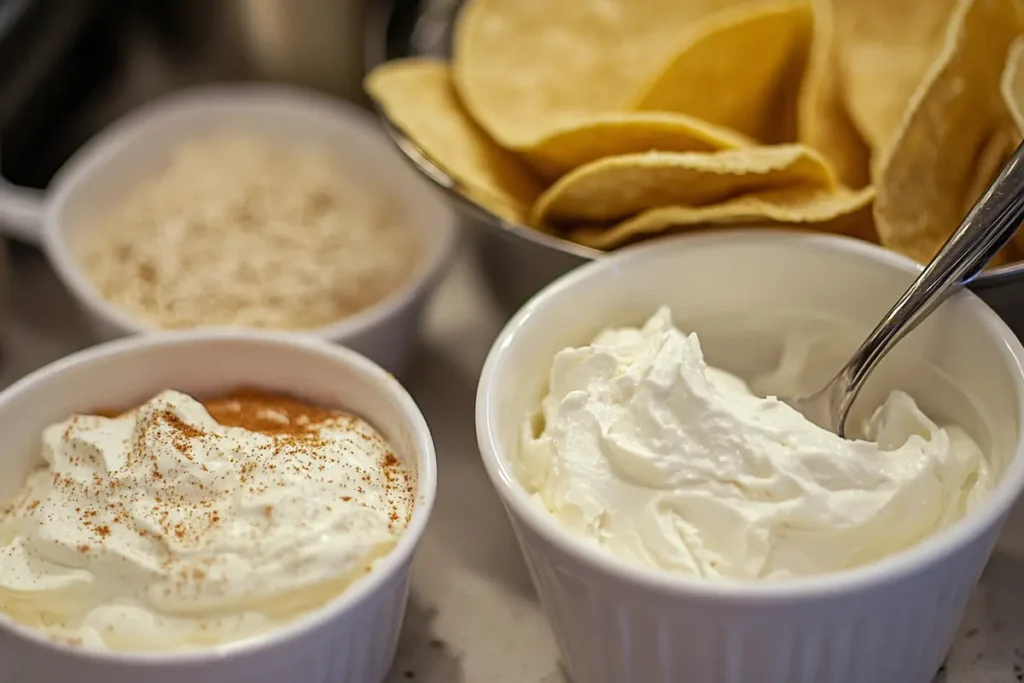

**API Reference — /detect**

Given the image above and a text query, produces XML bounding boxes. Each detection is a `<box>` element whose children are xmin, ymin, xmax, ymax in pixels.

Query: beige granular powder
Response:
<box><xmin>77</xmin><ymin>135</ymin><xmax>416</xmax><ymax>330</ymax></box>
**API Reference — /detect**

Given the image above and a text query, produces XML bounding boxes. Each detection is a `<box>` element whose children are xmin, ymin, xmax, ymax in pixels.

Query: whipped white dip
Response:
<box><xmin>0</xmin><ymin>390</ymin><xmax>412</xmax><ymax>650</ymax></box>
<box><xmin>519</xmin><ymin>308</ymin><xmax>991</xmax><ymax>580</ymax></box>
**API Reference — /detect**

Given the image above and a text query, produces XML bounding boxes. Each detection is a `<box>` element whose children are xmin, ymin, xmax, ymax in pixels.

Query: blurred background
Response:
<box><xmin>0</xmin><ymin>0</ymin><xmax>459</xmax><ymax>189</ymax></box>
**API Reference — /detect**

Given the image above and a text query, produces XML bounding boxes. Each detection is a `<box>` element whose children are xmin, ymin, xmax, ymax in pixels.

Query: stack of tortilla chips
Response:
<box><xmin>366</xmin><ymin>0</ymin><xmax>1024</xmax><ymax>265</ymax></box>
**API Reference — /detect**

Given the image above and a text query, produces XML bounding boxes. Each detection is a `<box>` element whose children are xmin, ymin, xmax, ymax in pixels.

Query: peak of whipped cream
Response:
<box><xmin>519</xmin><ymin>307</ymin><xmax>991</xmax><ymax>581</ymax></box>
<box><xmin>0</xmin><ymin>390</ymin><xmax>412</xmax><ymax>651</ymax></box>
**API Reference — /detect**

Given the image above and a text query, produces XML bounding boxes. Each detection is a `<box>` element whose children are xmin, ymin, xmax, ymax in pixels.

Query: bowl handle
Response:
<box><xmin>0</xmin><ymin>180</ymin><xmax>45</xmax><ymax>246</ymax></box>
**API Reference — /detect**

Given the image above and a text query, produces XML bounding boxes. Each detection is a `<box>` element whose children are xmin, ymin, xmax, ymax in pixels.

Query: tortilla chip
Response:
<box><xmin>568</xmin><ymin>186</ymin><xmax>876</xmax><ymax>249</ymax></box>
<box><xmin>832</xmin><ymin>0</ymin><xmax>960</xmax><ymax>158</ymax></box>
<box><xmin>532</xmin><ymin>145</ymin><xmax>836</xmax><ymax>225</ymax></box>
<box><xmin>519</xmin><ymin>113</ymin><xmax>753</xmax><ymax>180</ymax></box>
<box><xmin>633</xmin><ymin>0</ymin><xmax>813</xmax><ymax>143</ymax></box>
<box><xmin>452</xmin><ymin>0</ymin><xmax>744</xmax><ymax>149</ymax></box>
<box><xmin>874</xmin><ymin>0</ymin><xmax>1022</xmax><ymax>265</ymax></box>
<box><xmin>1002</xmin><ymin>36</ymin><xmax>1024</xmax><ymax>134</ymax></box>
<box><xmin>797</xmin><ymin>0</ymin><xmax>871</xmax><ymax>188</ymax></box>
<box><xmin>364</xmin><ymin>58</ymin><xmax>543</xmax><ymax>224</ymax></box>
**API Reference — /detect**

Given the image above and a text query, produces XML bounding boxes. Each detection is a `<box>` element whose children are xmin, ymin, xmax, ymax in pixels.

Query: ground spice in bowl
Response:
<box><xmin>77</xmin><ymin>135</ymin><xmax>417</xmax><ymax>331</ymax></box>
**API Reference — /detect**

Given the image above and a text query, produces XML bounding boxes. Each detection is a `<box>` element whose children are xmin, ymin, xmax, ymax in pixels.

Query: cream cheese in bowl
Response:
<box><xmin>519</xmin><ymin>307</ymin><xmax>991</xmax><ymax>580</ymax></box>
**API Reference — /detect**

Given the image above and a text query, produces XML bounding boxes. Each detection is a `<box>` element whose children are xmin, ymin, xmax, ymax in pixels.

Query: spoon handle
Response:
<box><xmin>833</xmin><ymin>139</ymin><xmax>1024</xmax><ymax>424</ymax></box>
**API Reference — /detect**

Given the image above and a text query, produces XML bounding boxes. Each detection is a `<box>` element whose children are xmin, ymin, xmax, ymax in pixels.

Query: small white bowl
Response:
<box><xmin>476</xmin><ymin>231</ymin><xmax>1024</xmax><ymax>683</ymax></box>
<box><xmin>0</xmin><ymin>85</ymin><xmax>458</xmax><ymax>375</ymax></box>
<box><xmin>0</xmin><ymin>330</ymin><xmax>437</xmax><ymax>683</ymax></box>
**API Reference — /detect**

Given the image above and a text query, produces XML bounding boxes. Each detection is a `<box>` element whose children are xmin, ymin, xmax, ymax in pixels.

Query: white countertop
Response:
<box><xmin>2</xmin><ymin>240</ymin><xmax>1023</xmax><ymax>683</ymax></box>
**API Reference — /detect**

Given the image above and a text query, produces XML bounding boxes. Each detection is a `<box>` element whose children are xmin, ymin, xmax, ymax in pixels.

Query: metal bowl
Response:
<box><xmin>377</xmin><ymin>0</ymin><xmax>1024</xmax><ymax>337</ymax></box>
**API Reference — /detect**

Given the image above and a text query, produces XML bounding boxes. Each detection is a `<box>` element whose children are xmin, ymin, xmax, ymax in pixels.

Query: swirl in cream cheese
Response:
<box><xmin>519</xmin><ymin>307</ymin><xmax>991</xmax><ymax>580</ymax></box>
<box><xmin>0</xmin><ymin>390</ymin><xmax>412</xmax><ymax>650</ymax></box>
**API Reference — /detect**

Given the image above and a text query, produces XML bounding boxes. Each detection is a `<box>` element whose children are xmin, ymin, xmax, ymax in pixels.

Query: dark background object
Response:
<box><xmin>0</xmin><ymin>0</ymin><xmax>403</xmax><ymax>189</ymax></box>
<box><xmin>0</xmin><ymin>0</ymin><xmax>114</xmax><ymax>188</ymax></box>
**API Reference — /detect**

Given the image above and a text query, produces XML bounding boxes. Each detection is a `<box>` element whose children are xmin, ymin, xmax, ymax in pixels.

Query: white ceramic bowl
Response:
<box><xmin>0</xmin><ymin>85</ymin><xmax>458</xmax><ymax>375</ymax></box>
<box><xmin>0</xmin><ymin>331</ymin><xmax>436</xmax><ymax>683</ymax></box>
<box><xmin>476</xmin><ymin>231</ymin><xmax>1024</xmax><ymax>683</ymax></box>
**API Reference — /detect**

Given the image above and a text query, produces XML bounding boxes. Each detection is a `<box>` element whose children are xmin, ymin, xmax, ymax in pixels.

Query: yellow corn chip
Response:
<box><xmin>797</xmin><ymin>0</ymin><xmax>871</xmax><ymax>187</ymax></box>
<box><xmin>832</xmin><ymin>0</ymin><xmax>960</xmax><ymax>158</ymax></box>
<box><xmin>364</xmin><ymin>58</ymin><xmax>543</xmax><ymax>224</ymax></box>
<box><xmin>519</xmin><ymin>113</ymin><xmax>753</xmax><ymax>180</ymax></box>
<box><xmin>568</xmin><ymin>186</ymin><xmax>876</xmax><ymax>249</ymax></box>
<box><xmin>452</xmin><ymin>0</ymin><xmax>746</xmax><ymax>150</ymax></box>
<box><xmin>874</xmin><ymin>0</ymin><xmax>1022</xmax><ymax>264</ymax></box>
<box><xmin>633</xmin><ymin>0</ymin><xmax>813</xmax><ymax>143</ymax></box>
<box><xmin>532</xmin><ymin>145</ymin><xmax>836</xmax><ymax>226</ymax></box>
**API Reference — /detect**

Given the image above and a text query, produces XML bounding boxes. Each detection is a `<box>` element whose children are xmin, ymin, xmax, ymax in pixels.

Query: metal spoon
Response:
<box><xmin>785</xmin><ymin>140</ymin><xmax>1024</xmax><ymax>437</ymax></box>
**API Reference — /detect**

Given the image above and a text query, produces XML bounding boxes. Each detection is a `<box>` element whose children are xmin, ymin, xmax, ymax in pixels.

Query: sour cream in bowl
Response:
<box><xmin>476</xmin><ymin>230</ymin><xmax>1024</xmax><ymax>683</ymax></box>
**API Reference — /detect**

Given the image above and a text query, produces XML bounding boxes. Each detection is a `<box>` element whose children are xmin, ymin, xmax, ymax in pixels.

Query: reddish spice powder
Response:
<box><xmin>202</xmin><ymin>388</ymin><xmax>339</xmax><ymax>435</ymax></box>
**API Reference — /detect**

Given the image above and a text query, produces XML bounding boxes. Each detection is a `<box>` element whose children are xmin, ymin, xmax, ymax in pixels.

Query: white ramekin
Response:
<box><xmin>476</xmin><ymin>231</ymin><xmax>1024</xmax><ymax>683</ymax></box>
<box><xmin>0</xmin><ymin>85</ymin><xmax>458</xmax><ymax>375</ymax></box>
<box><xmin>0</xmin><ymin>331</ymin><xmax>437</xmax><ymax>683</ymax></box>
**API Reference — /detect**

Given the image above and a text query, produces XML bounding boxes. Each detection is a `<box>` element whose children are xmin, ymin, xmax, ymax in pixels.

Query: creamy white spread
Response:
<box><xmin>0</xmin><ymin>390</ymin><xmax>412</xmax><ymax>651</ymax></box>
<box><xmin>519</xmin><ymin>308</ymin><xmax>991</xmax><ymax>580</ymax></box>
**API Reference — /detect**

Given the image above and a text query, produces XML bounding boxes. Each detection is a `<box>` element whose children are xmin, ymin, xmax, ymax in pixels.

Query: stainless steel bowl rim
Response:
<box><xmin>458</xmin><ymin>185</ymin><xmax>1024</xmax><ymax>289</ymax></box>
<box><xmin>450</xmin><ymin>187</ymin><xmax>1024</xmax><ymax>289</ymax></box>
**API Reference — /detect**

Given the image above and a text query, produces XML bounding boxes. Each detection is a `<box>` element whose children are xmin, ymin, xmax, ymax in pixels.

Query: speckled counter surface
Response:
<box><xmin>2</xmin><ymin>240</ymin><xmax>1023</xmax><ymax>683</ymax></box>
